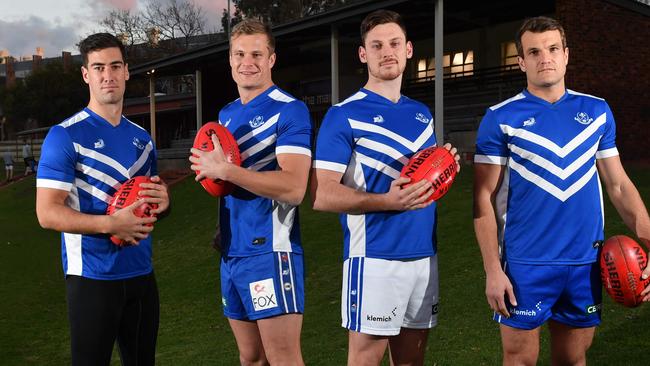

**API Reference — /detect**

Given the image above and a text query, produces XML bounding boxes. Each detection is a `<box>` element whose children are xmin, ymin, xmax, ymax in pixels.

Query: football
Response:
<box><xmin>600</xmin><ymin>235</ymin><xmax>650</xmax><ymax>307</ymax></box>
<box><xmin>192</xmin><ymin>121</ymin><xmax>241</xmax><ymax>197</ymax></box>
<box><xmin>400</xmin><ymin>146</ymin><xmax>458</xmax><ymax>202</ymax></box>
<box><xmin>106</xmin><ymin>176</ymin><xmax>158</xmax><ymax>246</ymax></box>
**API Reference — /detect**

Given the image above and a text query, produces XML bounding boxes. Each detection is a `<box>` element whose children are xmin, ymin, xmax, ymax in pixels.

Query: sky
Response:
<box><xmin>0</xmin><ymin>0</ymin><xmax>229</xmax><ymax>58</ymax></box>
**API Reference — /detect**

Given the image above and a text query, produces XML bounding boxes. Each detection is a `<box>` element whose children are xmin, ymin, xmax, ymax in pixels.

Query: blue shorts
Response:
<box><xmin>495</xmin><ymin>261</ymin><xmax>602</xmax><ymax>330</ymax></box>
<box><xmin>220</xmin><ymin>252</ymin><xmax>304</xmax><ymax>321</ymax></box>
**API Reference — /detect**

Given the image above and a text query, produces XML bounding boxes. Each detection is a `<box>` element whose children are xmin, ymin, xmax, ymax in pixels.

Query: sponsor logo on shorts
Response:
<box><xmin>586</xmin><ymin>303</ymin><xmax>602</xmax><ymax>314</ymax></box>
<box><xmin>509</xmin><ymin>307</ymin><xmax>537</xmax><ymax>317</ymax></box>
<box><xmin>249</xmin><ymin>278</ymin><xmax>278</xmax><ymax>311</ymax></box>
<box><xmin>283</xmin><ymin>282</ymin><xmax>292</xmax><ymax>291</ymax></box>
<box><xmin>367</xmin><ymin>314</ymin><xmax>392</xmax><ymax>322</ymax></box>
<box><xmin>221</xmin><ymin>297</ymin><xmax>227</xmax><ymax>307</ymax></box>
<box><xmin>432</xmin><ymin>303</ymin><xmax>439</xmax><ymax>315</ymax></box>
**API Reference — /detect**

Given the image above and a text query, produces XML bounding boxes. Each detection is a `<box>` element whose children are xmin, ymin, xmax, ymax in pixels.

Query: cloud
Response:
<box><xmin>0</xmin><ymin>16</ymin><xmax>81</xmax><ymax>58</ymax></box>
<box><xmin>98</xmin><ymin>0</ymin><xmax>138</xmax><ymax>10</ymax></box>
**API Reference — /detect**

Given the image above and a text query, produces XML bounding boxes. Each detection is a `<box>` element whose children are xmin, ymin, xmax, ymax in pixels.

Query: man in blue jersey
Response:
<box><xmin>190</xmin><ymin>19</ymin><xmax>311</xmax><ymax>365</ymax></box>
<box><xmin>311</xmin><ymin>10</ymin><xmax>460</xmax><ymax>366</ymax></box>
<box><xmin>474</xmin><ymin>16</ymin><xmax>650</xmax><ymax>366</ymax></box>
<box><xmin>36</xmin><ymin>33</ymin><xmax>170</xmax><ymax>366</ymax></box>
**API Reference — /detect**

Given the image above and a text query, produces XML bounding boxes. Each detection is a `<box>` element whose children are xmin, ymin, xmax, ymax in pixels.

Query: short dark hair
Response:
<box><xmin>230</xmin><ymin>19</ymin><xmax>276</xmax><ymax>53</ymax></box>
<box><xmin>516</xmin><ymin>16</ymin><xmax>567</xmax><ymax>57</ymax></box>
<box><xmin>360</xmin><ymin>9</ymin><xmax>407</xmax><ymax>45</ymax></box>
<box><xmin>78</xmin><ymin>33</ymin><xmax>127</xmax><ymax>67</ymax></box>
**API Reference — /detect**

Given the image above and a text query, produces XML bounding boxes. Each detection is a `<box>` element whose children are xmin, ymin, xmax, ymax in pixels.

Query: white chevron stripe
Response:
<box><xmin>509</xmin><ymin>158</ymin><xmax>597</xmax><ymax>202</ymax></box>
<box><xmin>508</xmin><ymin>140</ymin><xmax>599</xmax><ymax>180</ymax></box>
<box><xmin>499</xmin><ymin>112</ymin><xmax>606</xmax><ymax>158</ymax></box>
<box><xmin>247</xmin><ymin>152</ymin><xmax>276</xmax><ymax>171</ymax></box>
<box><xmin>268</xmin><ymin>89</ymin><xmax>295</xmax><ymax>103</ymax></box>
<box><xmin>490</xmin><ymin>93</ymin><xmax>525</xmax><ymax>111</ymax></box>
<box><xmin>348</xmin><ymin>119</ymin><xmax>433</xmax><ymax>152</ymax></box>
<box><xmin>60</xmin><ymin>110</ymin><xmax>90</xmax><ymax>128</ymax></box>
<box><xmin>335</xmin><ymin>91</ymin><xmax>367</xmax><ymax>107</ymax></box>
<box><xmin>241</xmin><ymin>134</ymin><xmax>277</xmax><ymax>161</ymax></box>
<box><xmin>354</xmin><ymin>151</ymin><xmax>401</xmax><ymax>179</ymax></box>
<box><xmin>236</xmin><ymin>113</ymin><xmax>280</xmax><ymax>145</ymax></box>
<box><xmin>77</xmin><ymin>163</ymin><xmax>121</xmax><ymax>189</ymax></box>
<box><xmin>356</xmin><ymin>138</ymin><xmax>409</xmax><ymax>165</ymax></box>
<box><xmin>128</xmin><ymin>142</ymin><xmax>154</xmax><ymax>177</ymax></box>
<box><xmin>75</xmin><ymin>178</ymin><xmax>112</xmax><ymax>203</ymax></box>
<box><xmin>74</xmin><ymin>143</ymin><xmax>130</xmax><ymax>178</ymax></box>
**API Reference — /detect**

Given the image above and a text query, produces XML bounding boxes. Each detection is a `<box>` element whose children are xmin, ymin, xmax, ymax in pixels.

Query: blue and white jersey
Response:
<box><xmin>475</xmin><ymin>89</ymin><xmax>618</xmax><ymax>265</ymax></box>
<box><xmin>314</xmin><ymin>88</ymin><xmax>438</xmax><ymax>260</ymax></box>
<box><xmin>37</xmin><ymin>108</ymin><xmax>157</xmax><ymax>280</ymax></box>
<box><xmin>218</xmin><ymin>85</ymin><xmax>312</xmax><ymax>257</ymax></box>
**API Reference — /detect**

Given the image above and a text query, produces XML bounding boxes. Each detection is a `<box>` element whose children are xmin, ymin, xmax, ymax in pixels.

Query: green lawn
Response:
<box><xmin>1</xmin><ymin>166</ymin><xmax>649</xmax><ymax>365</ymax></box>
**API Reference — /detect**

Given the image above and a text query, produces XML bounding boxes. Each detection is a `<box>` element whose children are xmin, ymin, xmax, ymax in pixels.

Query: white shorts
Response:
<box><xmin>341</xmin><ymin>255</ymin><xmax>439</xmax><ymax>336</ymax></box>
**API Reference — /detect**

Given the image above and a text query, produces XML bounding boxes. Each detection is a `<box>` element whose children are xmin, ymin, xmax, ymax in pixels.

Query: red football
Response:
<box><xmin>106</xmin><ymin>176</ymin><xmax>158</xmax><ymax>246</ymax></box>
<box><xmin>400</xmin><ymin>146</ymin><xmax>458</xmax><ymax>202</ymax></box>
<box><xmin>192</xmin><ymin>121</ymin><xmax>241</xmax><ymax>197</ymax></box>
<box><xmin>600</xmin><ymin>235</ymin><xmax>650</xmax><ymax>307</ymax></box>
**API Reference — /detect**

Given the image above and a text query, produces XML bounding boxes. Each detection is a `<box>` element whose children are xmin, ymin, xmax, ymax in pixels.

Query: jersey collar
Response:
<box><xmin>522</xmin><ymin>88</ymin><xmax>569</xmax><ymax>107</ymax></box>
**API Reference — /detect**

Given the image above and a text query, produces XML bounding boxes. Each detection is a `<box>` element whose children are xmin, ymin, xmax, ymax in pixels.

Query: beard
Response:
<box><xmin>368</xmin><ymin>62</ymin><xmax>404</xmax><ymax>81</ymax></box>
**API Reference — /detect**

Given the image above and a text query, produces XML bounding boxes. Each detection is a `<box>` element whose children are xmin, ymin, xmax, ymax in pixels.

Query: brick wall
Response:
<box><xmin>557</xmin><ymin>0</ymin><xmax>650</xmax><ymax>161</ymax></box>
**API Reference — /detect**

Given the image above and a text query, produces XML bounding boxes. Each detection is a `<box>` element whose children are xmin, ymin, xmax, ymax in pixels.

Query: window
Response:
<box><xmin>502</xmin><ymin>41</ymin><xmax>519</xmax><ymax>66</ymax></box>
<box><xmin>415</xmin><ymin>50</ymin><xmax>474</xmax><ymax>80</ymax></box>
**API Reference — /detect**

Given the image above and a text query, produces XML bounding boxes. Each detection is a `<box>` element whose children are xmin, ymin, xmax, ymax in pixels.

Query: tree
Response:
<box><xmin>99</xmin><ymin>0</ymin><xmax>207</xmax><ymax>51</ymax></box>
<box><xmin>0</xmin><ymin>61</ymin><xmax>86</xmax><ymax>130</ymax></box>
<box><xmin>142</xmin><ymin>0</ymin><xmax>207</xmax><ymax>49</ymax></box>
<box><xmin>100</xmin><ymin>10</ymin><xmax>144</xmax><ymax>46</ymax></box>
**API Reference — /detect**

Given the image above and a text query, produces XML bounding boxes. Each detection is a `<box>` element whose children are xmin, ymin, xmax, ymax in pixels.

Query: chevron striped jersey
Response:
<box><xmin>217</xmin><ymin>86</ymin><xmax>312</xmax><ymax>257</ymax></box>
<box><xmin>475</xmin><ymin>89</ymin><xmax>618</xmax><ymax>265</ymax></box>
<box><xmin>314</xmin><ymin>88</ymin><xmax>438</xmax><ymax>260</ymax></box>
<box><xmin>37</xmin><ymin>108</ymin><xmax>157</xmax><ymax>280</ymax></box>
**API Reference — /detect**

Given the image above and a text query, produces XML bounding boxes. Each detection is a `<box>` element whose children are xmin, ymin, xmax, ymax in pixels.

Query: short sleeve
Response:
<box><xmin>313</xmin><ymin>107</ymin><xmax>354</xmax><ymax>173</ymax></box>
<box><xmin>474</xmin><ymin>109</ymin><xmax>508</xmax><ymax>165</ymax></box>
<box><xmin>36</xmin><ymin>125</ymin><xmax>76</xmax><ymax>191</ymax></box>
<box><xmin>276</xmin><ymin>101</ymin><xmax>313</xmax><ymax>157</ymax></box>
<box><xmin>596</xmin><ymin>102</ymin><xmax>618</xmax><ymax>159</ymax></box>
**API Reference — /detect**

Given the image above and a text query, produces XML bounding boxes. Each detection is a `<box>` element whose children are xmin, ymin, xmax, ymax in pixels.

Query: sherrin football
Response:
<box><xmin>192</xmin><ymin>121</ymin><xmax>241</xmax><ymax>197</ymax></box>
<box><xmin>400</xmin><ymin>146</ymin><xmax>458</xmax><ymax>202</ymax></box>
<box><xmin>600</xmin><ymin>235</ymin><xmax>650</xmax><ymax>307</ymax></box>
<box><xmin>106</xmin><ymin>176</ymin><xmax>158</xmax><ymax>246</ymax></box>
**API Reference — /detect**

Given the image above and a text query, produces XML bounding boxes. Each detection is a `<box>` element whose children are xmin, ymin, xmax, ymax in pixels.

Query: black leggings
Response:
<box><xmin>66</xmin><ymin>272</ymin><xmax>159</xmax><ymax>366</ymax></box>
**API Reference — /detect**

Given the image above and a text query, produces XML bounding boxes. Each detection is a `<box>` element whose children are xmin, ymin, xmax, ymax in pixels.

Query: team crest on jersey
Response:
<box><xmin>574</xmin><ymin>112</ymin><xmax>593</xmax><ymax>125</ymax></box>
<box><xmin>522</xmin><ymin>117</ymin><xmax>536</xmax><ymax>127</ymax></box>
<box><xmin>415</xmin><ymin>113</ymin><xmax>430</xmax><ymax>124</ymax></box>
<box><xmin>249</xmin><ymin>278</ymin><xmax>278</xmax><ymax>311</ymax></box>
<box><xmin>132</xmin><ymin>137</ymin><xmax>145</xmax><ymax>150</ymax></box>
<box><xmin>373</xmin><ymin>115</ymin><xmax>384</xmax><ymax>123</ymax></box>
<box><xmin>94</xmin><ymin>138</ymin><xmax>105</xmax><ymax>149</ymax></box>
<box><xmin>249</xmin><ymin>115</ymin><xmax>266</xmax><ymax>128</ymax></box>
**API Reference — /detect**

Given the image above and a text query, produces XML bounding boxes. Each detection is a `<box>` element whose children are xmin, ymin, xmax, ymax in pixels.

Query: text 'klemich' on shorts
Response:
<box><xmin>495</xmin><ymin>261</ymin><xmax>602</xmax><ymax>330</ymax></box>
<box><xmin>342</xmin><ymin>255</ymin><xmax>439</xmax><ymax>336</ymax></box>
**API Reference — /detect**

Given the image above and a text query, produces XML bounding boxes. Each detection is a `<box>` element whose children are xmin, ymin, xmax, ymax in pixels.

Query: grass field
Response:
<box><xmin>1</xmin><ymin>166</ymin><xmax>649</xmax><ymax>365</ymax></box>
